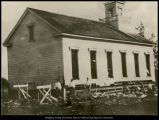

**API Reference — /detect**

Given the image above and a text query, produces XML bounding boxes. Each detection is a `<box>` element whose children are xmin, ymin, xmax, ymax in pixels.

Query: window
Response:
<box><xmin>145</xmin><ymin>54</ymin><xmax>151</xmax><ymax>77</ymax></box>
<box><xmin>107</xmin><ymin>51</ymin><xmax>113</xmax><ymax>78</ymax></box>
<box><xmin>108</xmin><ymin>8</ymin><xmax>113</xmax><ymax>18</ymax></box>
<box><xmin>90</xmin><ymin>51</ymin><xmax>97</xmax><ymax>79</ymax></box>
<box><xmin>134</xmin><ymin>53</ymin><xmax>140</xmax><ymax>77</ymax></box>
<box><xmin>71</xmin><ymin>49</ymin><xmax>79</xmax><ymax>79</ymax></box>
<box><xmin>28</xmin><ymin>25</ymin><xmax>34</xmax><ymax>42</ymax></box>
<box><xmin>121</xmin><ymin>52</ymin><xmax>127</xmax><ymax>77</ymax></box>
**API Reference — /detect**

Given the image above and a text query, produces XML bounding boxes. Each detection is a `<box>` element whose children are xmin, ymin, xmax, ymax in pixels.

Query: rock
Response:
<box><xmin>154</xmin><ymin>94</ymin><xmax>157</xmax><ymax>96</ymax></box>
<box><xmin>13</xmin><ymin>100</ymin><xmax>21</xmax><ymax>107</ymax></box>
<box><xmin>139</xmin><ymin>94</ymin><xmax>147</xmax><ymax>98</ymax></box>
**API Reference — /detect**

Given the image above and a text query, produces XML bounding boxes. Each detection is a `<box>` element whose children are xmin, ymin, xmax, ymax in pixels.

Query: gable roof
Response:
<box><xmin>3</xmin><ymin>7</ymin><xmax>154</xmax><ymax>47</ymax></box>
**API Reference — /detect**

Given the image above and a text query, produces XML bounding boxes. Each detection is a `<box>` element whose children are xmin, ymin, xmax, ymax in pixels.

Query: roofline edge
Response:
<box><xmin>59</xmin><ymin>33</ymin><xmax>154</xmax><ymax>47</ymax></box>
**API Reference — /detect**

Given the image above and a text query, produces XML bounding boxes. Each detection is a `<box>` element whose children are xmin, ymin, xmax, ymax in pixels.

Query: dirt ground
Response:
<box><xmin>1</xmin><ymin>97</ymin><xmax>157</xmax><ymax>115</ymax></box>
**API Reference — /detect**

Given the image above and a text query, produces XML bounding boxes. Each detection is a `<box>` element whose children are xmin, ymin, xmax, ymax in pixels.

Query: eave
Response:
<box><xmin>57</xmin><ymin>33</ymin><xmax>154</xmax><ymax>47</ymax></box>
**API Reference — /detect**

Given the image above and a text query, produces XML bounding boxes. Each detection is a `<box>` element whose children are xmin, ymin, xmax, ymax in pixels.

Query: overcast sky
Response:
<box><xmin>1</xmin><ymin>1</ymin><xmax>158</xmax><ymax>79</ymax></box>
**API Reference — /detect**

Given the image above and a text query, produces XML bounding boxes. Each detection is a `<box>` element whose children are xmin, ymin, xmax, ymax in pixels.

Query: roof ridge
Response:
<box><xmin>28</xmin><ymin>7</ymin><xmax>111</xmax><ymax>26</ymax></box>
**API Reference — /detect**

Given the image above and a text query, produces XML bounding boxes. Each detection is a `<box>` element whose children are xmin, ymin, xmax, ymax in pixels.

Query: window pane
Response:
<box><xmin>108</xmin><ymin>8</ymin><xmax>113</xmax><ymax>17</ymax></box>
<box><xmin>121</xmin><ymin>52</ymin><xmax>127</xmax><ymax>77</ymax></box>
<box><xmin>134</xmin><ymin>53</ymin><xmax>140</xmax><ymax>77</ymax></box>
<box><xmin>107</xmin><ymin>52</ymin><xmax>113</xmax><ymax>78</ymax></box>
<box><xmin>28</xmin><ymin>25</ymin><xmax>34</xmax><ymax>42</ymax></box>
<box><xmin>90</xmin><ymin>51</ymin><xmax>97</xmax><ymax>79</ymax></box>
<box><xmin>71</xmin><ymin>49</ymin><xmax>79</xmax><ymax>79</ymax></box>
<box><xmin>145</xmin><ymin>54</ymin><xmax>151</xmax><ymax>76</ymax></box>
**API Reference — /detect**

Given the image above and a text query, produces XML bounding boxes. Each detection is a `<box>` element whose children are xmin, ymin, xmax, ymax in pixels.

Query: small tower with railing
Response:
<box><xmin>99</xmin><ymin>1</ymin><xmax>131</xmax><ymax>31</ymax></box>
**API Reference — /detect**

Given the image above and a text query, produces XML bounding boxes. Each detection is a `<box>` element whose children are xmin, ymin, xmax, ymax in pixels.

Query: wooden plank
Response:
<box><xmin>20</xmin><ymin>88</ymin><xmax>31</xmax><ymax>98</ymax></box>
<box><xmin>43</xmin><ymin>89</ymin><xmax>58</xmax><ymax>102</ymax></box>
<box><xmin>18</xmin><ymin>89</ymin><xmax>21</xmax><ymax>99</ymax></box>
<box><xmin>63</xmin><ymin>88</ymin><xmax>66</xmax><ymax>101</ymax></box>
<box><xmin>37</xmin><ymin>85</ymin><xmax>51</xmax><ymax>89</ymax></box>
<box><xmin>13</xmin><ymin>84</ymin><xmax>28</xmax><ymax>88</ymax></box>
<box><xmin>74</xmin><ymin>82</ymin><xmax>152</xmax><ymax>95</ymax></box>
<box><xmin>38</xmin><ymin>92</ymin><xmax>39</xmax><ymax>101</ymax></box>
<box><xmin>50</xmin><ymin>95</ymin><xmax>58</xmax><ymax>102</ymax></box>
<box><xmin>19</xmin><ymin>88</ymin><xmax>27</xmax><ymax>99</ymax></box>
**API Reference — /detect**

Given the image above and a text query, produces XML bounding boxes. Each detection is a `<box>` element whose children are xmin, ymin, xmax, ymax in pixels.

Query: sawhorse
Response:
<box><xmin>37</xmin><ymin>85</ymin><xmax>58</xmax><ymax>105</ymax></box>
<box><xmin>13</xmin><ymin>83</ymin><xmax>31</xmax><ymax>99</ymax></box>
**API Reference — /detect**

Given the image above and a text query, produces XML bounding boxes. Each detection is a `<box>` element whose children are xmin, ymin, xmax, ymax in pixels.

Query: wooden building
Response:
<box><xmin>3</xmin><ymin>2</ymin><xmax>155</xmax><ymax>90</ymax></box>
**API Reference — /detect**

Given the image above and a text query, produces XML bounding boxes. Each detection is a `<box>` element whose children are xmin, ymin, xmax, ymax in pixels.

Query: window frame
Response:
<box><xmin>108</xmin><ymin>7</ymin><xmax>114</xmax><ymax>18</ymax></box>
<box><xmin>71</xmin><ymin>49</ymin><xmax>79</xmax><ymax>80</ymax></box>
<box><xmin>120</xmin><ymin>51</ymin><xmax>128</xmax><ymax>77</ymax></box>
<box><xmin>27</xmin><ymin>24</ymin><xmax>35</xmax><ymax>42</ymax></box>
<box><xmin>90</xmin><ymin>50</ymin><xmax>98</xmax><ymax>79</ymax></box>
<box><xmin>134</xmin><ymin>53</ymin><xmax>140</xmax><ymax>77</ymax></box>
<box><xmin>145</xmin><ymin>53</ymin><xmax>151</xmax><ymax>77</ymax></box>
<box><xmin>106</xmin><ymin>51</ymin><xmax>114</xmax><ymax>78</ymax></box>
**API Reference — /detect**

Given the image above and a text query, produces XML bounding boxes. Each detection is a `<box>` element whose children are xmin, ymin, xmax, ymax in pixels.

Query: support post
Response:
<box><xmin>18</xmin><ymin>87</ymin><xmax>21</xmax><ymax>99</ymax></box>
<box><xmin>38</xmin><ymin>91</ymin><xmax>39</xmax><ymax>101</ymax></box>
<box><xmin>50</xmin><ymin>89</ymin><xmax>51</xmax><ymax>99</ymax></box>
<box><xmin>63</xmin><ymin>77</ymin><xmax>66</xmax><ymax>101</ymax></box>
<box><xmin>27</xmin><ymin>82</ymin><xmax>28</xmax><ymax>98</ymax></box>
<box><xmin>63</xmin><ymin>88</ymin><xmax>66</xmax><ymax>101</ymax></box>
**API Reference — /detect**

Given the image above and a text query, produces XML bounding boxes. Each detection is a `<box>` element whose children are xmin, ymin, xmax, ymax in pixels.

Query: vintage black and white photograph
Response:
<box><xmin>1</xmin><ymin>1</ymin><xmax>158</xmax><ymax>115</ymax></box>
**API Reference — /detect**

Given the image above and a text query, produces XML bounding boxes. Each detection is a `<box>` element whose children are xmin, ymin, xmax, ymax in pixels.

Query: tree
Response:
<box><xmin>135</xmin><ymin>22</ymin><xmax>145</xmax><ymax>37</ymax></box>
<box><xmin>135</xmin><ymin>21</ymin><xmax>158</xmax><ymax>82</ymax></box>
<box><xmin>148</xmin><ymin>33</ymin><xmax>158</xmax><ymax>70</ymax></box>
<box><xmin>153</xmin><ymin>41</ymin><xmax>158</xmax><ymax>84</ymax></box>
<box><xmin>1</xmin><ymin>77</ymin><xmax>10</xmax><ymax>89</ymax></box>
<box><xmin>153</xmin><ymin>40</ymin><xmax>158</xmax><ymax>70</ymax></box>
<box><xmin>149</xmin><ymin>34</ymin><xmax>155</xmax><ymax>42</ymax></box>
<box><xmin>149</xmin><ymin>34</ymin><xmax>158</xmax><ymax>83</ymax></box>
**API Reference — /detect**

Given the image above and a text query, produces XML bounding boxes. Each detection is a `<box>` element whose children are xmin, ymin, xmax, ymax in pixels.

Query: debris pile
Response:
<box><xmin>66</xmin><ymin>84</ymin><xmax>158</xmax><ymax>107</ymax></box>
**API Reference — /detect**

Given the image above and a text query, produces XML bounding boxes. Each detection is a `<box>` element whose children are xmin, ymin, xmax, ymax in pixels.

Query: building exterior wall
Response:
<box><xmin>7</xmin><ymin>12</ymin><xmax>63</xmax><ymax>89</ymax></box>
<box><xmin>62</xmin><ymin>37</ymin><xmax>155</xmax><ymax>86</ymax></box>
<box><xmin>6</xmin><ymin>10</ymin><xmax>155</xmax><ymax>90</ymax></box>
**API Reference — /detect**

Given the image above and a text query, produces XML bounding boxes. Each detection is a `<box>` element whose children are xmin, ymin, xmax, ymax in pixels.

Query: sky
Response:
<box><xmin>1</xmin><ymin>1</ymin><xmax>158</xmax><ymax>79</ymax></box>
